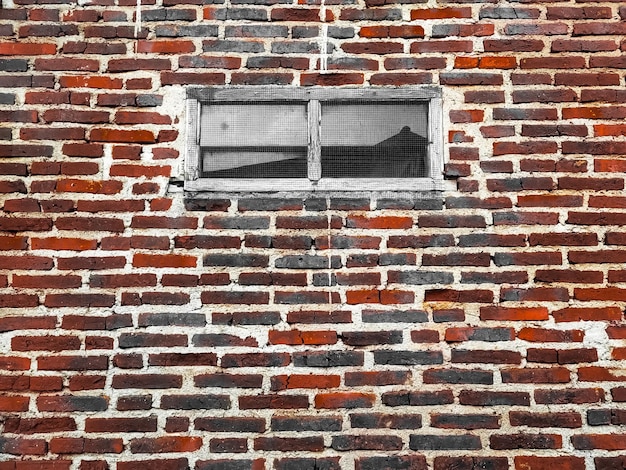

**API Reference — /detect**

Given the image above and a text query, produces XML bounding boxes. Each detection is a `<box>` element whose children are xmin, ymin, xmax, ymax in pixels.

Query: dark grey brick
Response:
<box><xmin>587</xmin><ymin>409</ymin><xmax>611</xmax><ymax>426</ymax></box>
<box><xmin>0</xmin><ymin>59</ymin><xmax>28</xmax><ymax>72</ymax></box>
<box><xmin>161</xmin><ymin>394</ymin><xmax>230</xmax><ymax>410</ymax></box>
<box><xmin>362</xmin><ymin>309</ymin><xmax>428</xmax><ymax>323</ymax></box>
<box><xmin>64</xmin><ymin>395</ymin><xmax>109</xmax><ymax>411</ymax></box>
<box><xmin>480</xmin><ymin>7</ymin><xmax>539</xmax><ymax>19</ymax></box>
<box><xmin>432</xmin><ymin>24</ymin><xmax>461</xmax><ymax>38</ymax></box>
<box><xmin>141</xmin><ymin>8</ymin><xmax>197</xmax><ymax>21</ymax></box>
<box><xmin>226</xmin><ymin>8</ymin><xmax>267</xmax><ymax>20</ymax></box>
<box><xmin>275</xmin><ymin>255</ymin><xmax>341</xmax><ymax>269</ymax></box>
<box><xmin>226</xmin><ymin>25</ymin><xmax>288</xmax><ymax>38</ymax></box>
<box><xmin>293</xmin><ymin>351</ymin><xmax>364</xmax><ymax>367</ymax></box>
<box><xmin>138</xmin><ymin>312</ymin><xmax>206</xmax><ymax>327</ymax></box>
<box><xmin>271</xmin><ymin>416</ymin><xmax>342</xmax><ymax>431</ymax></box>
<box><xmin>204</xmin><ymin>254</ymin><xmax>268</xmax><ymax>267</ymax></box>
<box><xmin>409</xmin><ymin>434</ymin><xmax>482</xmax><ymax>450</ymax></box>
<box><xmin>374</xmin><ymin>350</ymin><xmax>443</xmax><ymax>365</ymax></box>
<box><xmin>313</xmin><ymin>273</ymin><xmax>336</xmax><ymax>287</ymax></box>
<box><xmin>378</xmin><ymin>253</ymin><xmax>414</xmax><ymax>266</ymax></box>
<box><xmin>0</xmin><ymin>93</ymin><xmax>15</xmax><ymax>105</ymax></box>
<box><xmin>342</xmin><ymin>331</ymin><xmax>403</xmax><ymax>346</ymax></box>
<box><xmin>271</xmin><ymin>41</ymin><xmax>319</xmax><ymax>54</ymax></box>
<box><xmin>292</xmin><ymin>26</ymin><xmax>318</xmax><ymax>39</ymax></box>
<box><xmin>136</xmin><ymin>94</ymin><xmax>163</xmax><ymax>107</ymax></box>
<box><xmin>238</xmin><ymin>198</ymin><xmax>302</xmax><ymax>211</ymax></box>
<box><xmin>206</xmin><ymin>216</ymin><xmax>269</xmax><ymax>230</ymax></box>
<box><xmin>156</xmin><ymin>25</ymin><xmax>218</xmax><ymax>37</ymax></box>
<box><xmin>328</xmin><ymin>26</ymin><xmax>355</xmax><ymax>39</ymax></box>
<box><xmin>304</xmin><ymin>198</ymin><xmax>328</xmax><ymax>211</ymax></box>
<box><xmin>184</xmin><ymin>199</ymin><xmax>231</xmax><ymax>211</ymax></box>
<box><xmin>212</xmin><ymin>311</ymin><xmax>281</xmax><ymax>325</ymax></box>
<box><xmin>329</xmin><ymin>198</ymin><xmax>369</xmax><ymax>210</ymax></box>
<box><xmin>203</xmin><ymin>40</ymin><xmax>265</xmax><ymax>53</ymax></box>
<box><xmin>390</xmin><ymin>271</ymin><xmax>454</xmax><ymax>285</ymax></box>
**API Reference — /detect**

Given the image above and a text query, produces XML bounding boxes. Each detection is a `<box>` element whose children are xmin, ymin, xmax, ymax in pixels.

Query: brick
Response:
<box><xmin>514</xmin><ymin>456</ymin><xmax>584</xmax><ymax>470</ymax></box>
<box><xmin>345</xmin><ymin>370</ymin><xmax>410</xmax><ymax>386</ymax></box>
<box><xmin>271</xmin><ymin>415</ymin><xmax>341</xmax><ymax>431</ymax></box>
<box><xmin>117</xmin><ymin>459</ymin><xmax>188</xmax><ymax>470</ymax></box>
<box><xmin>502</xmin><ymin>367</ymin><xmax>571</xmax><ymax>383</ymax></box>
<box><xmin>356</xmin><ymin>456</ymin><xmax>427</xmax><ymax>470</ymax></box>
<box><xmin>535</xmin><ymin>388</ymin><xmax>604</xmax><ymax>404</ymax></box>
<box><xmin>38</xmin><ymin>356</ymin><xmax>108</xmax><ymax>371</ymax></box>
<box><xmin>315</xmin><ymin>392</ymin><xmax>375</xmax><ymax>409</ymax></box>
<box><xmin>254</xmin><ymin>436</ymin><xmax>323</xmax><ymax>452</ymax></box>
<box><xmin>4</xmin><ymin>417</ymin><xmax>77</xmax><ymax>434</ymax></box>
<box><xmin>111</xmin><ymin>375</ymin><xmax>182</xmax><ymax>390</ymax></box>
<box><xmin>452</xmin><ymin>349</ymin><xmax>521</xmax><ymax>364</ymax></box>
<box><xmin>409</xmin><ymin>434</ymin><xmax>481</xmax><ymax>450</ymax></box>
<box><xmin>424</xmin><ymin>368</ymin><xmax>493</xmax><ymax>385</ymax></box>
<box><xmin>332</xmin><ymin>434</ymin><xmax>403</xmax><ymax>451</ymax></box>
<box><xmin>510</xmin><ymin>411</ymin><xmax>582</xmax><ymax>428</ymax></box>
<box><xmin>37</xmin><ymin>395</ymin><xmax>108</xmax><ymax>412</ymax></box>
<box><xmin>431</xmin><ymin>413</ymin><xmax>500</xmax><ymax>429</ymax></box>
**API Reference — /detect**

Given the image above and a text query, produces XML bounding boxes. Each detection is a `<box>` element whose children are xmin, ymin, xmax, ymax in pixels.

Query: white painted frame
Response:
<box><xmin>185</xmin><ymin>87</ymin><xmax>445</xmax><ymax>193</ymax></box>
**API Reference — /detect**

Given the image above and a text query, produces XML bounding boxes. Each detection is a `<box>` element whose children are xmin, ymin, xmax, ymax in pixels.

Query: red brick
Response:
<box><xmin>136</xmin><ymin>40</ymin><xmax>195</xmax><ymax>54</ymax></box>
<box><xmin>270</xmin><ymin>374</ymin><xmax>340</xmax><ymax>391</ymax></box>
<box><xmin>116</xmin><ymin>459</ymin><xmax>188</xmax><ymax>470</ymax></box>
<box><xmin>411</xmin><ymin>7</ymin><xmax>472</xmax><ymax>19</ymax></box>
<box><xmin>0</xmin><ymin>356</ymin><xmax>31</xmax><ymax>370</ymax></box>
<box><xmin>133</xmin><ymin>254</ymin><xmax>196</xmax><ymax>268</ymax></box>
<box><xmin>239</xmin><ymin>395</ymin><xmax>309</xmax><ymax>410</ymax></box>
<box><xmin>514</xmin><ymin>456</ymin><xmax>585</xmax><ymax>470</ymax></box>
<box><xmin>3</xmin><ymin>417</ymin><xmax>77</xmax><ymax>434</ymax></box>
<box><xmin>56</xmin><ymin>179</ymin><xmax>122</xmax><ymax>195</ymax></box>
<box><xmin>130</xmin><ymin>437</ymin><xmax>202</xmax><ymax>453</ymax></box>
<box><xmin>553</xmin><ymin>307</ymin><xmax>622</xmax><ymax>322</ymax></box>
<box><xmin>90</xmin><ymin>128</ymin><xmax>156</xmax><ymax>144</ymax></box>
<box><xmin>315</xmin><ymin>392</ymin><xmax>375</xmax><ymax>409</ymax></box>
<box><xmin>0</xmin><ymin>42</ymin><xmax>56</xmax><ymax>55</ymax></box>
<box><xmin>0</xmin><ymin>395</ymin><xmax>30</xmax><ymax>411</ymax></box>
<box><xmin>268</xmin><ymin>330</ymin><xmax>337</xmax><ymax>345</ymax></box>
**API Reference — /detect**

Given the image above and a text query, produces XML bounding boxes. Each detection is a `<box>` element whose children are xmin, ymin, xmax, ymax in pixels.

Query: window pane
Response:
<box><xmin>200</xmin><ymin>104</ymin><xmax>308</xmax><ymax>147</ymax></box>
<box><xmin>200</xmin><ymin>103</ymin><xmax>308</xmax><ymax>178</ymax></box>
<box><xmin>321</xmin><ymin>103</ymin><xmax>429</xmax><ymax>178</ymax></box>
<box><xmin>201</xmin><ymin>149</ymin><xmax>307</xmax><ymax>178</ymax></box>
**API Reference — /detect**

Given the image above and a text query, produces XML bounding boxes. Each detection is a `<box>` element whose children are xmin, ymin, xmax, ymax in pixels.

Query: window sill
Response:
<box><xmin>184</xmin><ymin>177</ymin><xmax>454</xmax><ymax>193</ymax></box>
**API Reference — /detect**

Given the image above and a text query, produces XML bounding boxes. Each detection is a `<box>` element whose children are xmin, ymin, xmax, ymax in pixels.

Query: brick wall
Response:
<box><xmin>1</xmin><ymin>0</ymin><xmax>626</xmax><ymax>468</ymax></box>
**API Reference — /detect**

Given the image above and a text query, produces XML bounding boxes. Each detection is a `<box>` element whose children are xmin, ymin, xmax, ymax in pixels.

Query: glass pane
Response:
<box><xmin>321</xmin><ymin>103</ymin><xmax>429</xmax><ymax>178</ymax></box>
<box><xmin>201</xmin><ymin>149</ymin><xmax>307</xmax><ymax>178</ymax></box>
<box><xmin>200</xmin><ymin>103</ymin><xmax>308</xmax><ymax>147</ymax></box>
<box><xmin>200</xmin><ymin>102</ymin><xmax>308</xmax><ymax>179</ymax></box>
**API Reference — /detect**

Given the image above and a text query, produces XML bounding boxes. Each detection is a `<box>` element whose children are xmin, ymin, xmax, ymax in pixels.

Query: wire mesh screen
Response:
<box><xmin>200</xmin><ymin>103</ymin><xmax>308</xmax><ymax>179</ymax></box>
<box><xmin>321</xmin><ymin>102</ymin><xmax>429</xmax><ymax>178</ymax></box>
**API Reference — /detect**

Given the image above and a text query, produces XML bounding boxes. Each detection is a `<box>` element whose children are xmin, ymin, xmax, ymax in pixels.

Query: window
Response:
<box><xmin>185</xmin><ymin>87</ymin><xmax>444</xmax><ymax>192</ymax></box>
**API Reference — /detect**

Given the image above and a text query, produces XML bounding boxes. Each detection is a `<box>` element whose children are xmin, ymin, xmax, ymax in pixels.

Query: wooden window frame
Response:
<box><xmin>185</xmin><ymin>87</ymin><xmax>445</xmax><ymax>192</ymax></box>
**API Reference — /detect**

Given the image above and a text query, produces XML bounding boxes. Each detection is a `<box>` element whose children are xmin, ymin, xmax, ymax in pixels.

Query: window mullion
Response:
<box><xmin>307</xmin><ymin>99</ymin><xmax>322</xmax><ymax>181</ymax></box>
